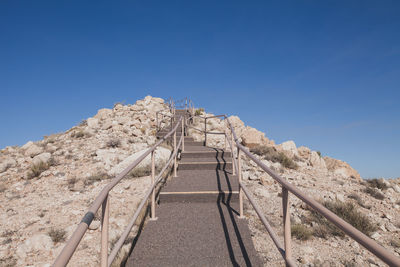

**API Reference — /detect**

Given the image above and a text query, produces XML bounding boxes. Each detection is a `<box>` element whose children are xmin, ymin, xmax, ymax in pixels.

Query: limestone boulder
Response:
<box><xmin>24</xmin><ymin>144</ymin><xmax>43</xmax><ymax>157</ymax></box>
<box><xmin>32</xmin><ymin>152</ymin><xmax>52</xmax><ymax>165</ymax></box>
<box><xmin>21</xmin><ymin>141</ymin><xmax>34</xmax><ymax>150</ymax></box>
<box><xmin>0</xmin><ymin>158</ymin><xmax>17</xmax><ymax>173</ymax></box>
<box><xmin>278</xmin><ymin>140</ymin><xmax>298</xmax><ymax>157</ymax></box>
<box><xmin>94</xmin><ymin>108</ymin><xmax>113</xmax><ymax>120</ymax></box>
<box><xmin>241</xmin><ymin>127</ymin><xmax>270</xmax><ymax>148</ymax></box>
<box><xmin>87</xmin><ymin>118</ymin><xmax>99</xmax><ymax>129</ymax></box>
<box><xmin>297</xmin><ymin>146</ymin><xmax>311</xmax><ymax>161</ymax></box>
<box><xmin>228</xmin><ymin>115</ymin><xmax>245</xmax><ymax>130</ymax></box>
<box><xmin>324</xmin><ymin>156</ymin><xmax>361</xmax><ymax>180</ymax></box>
<box><xmin>310</xmin><ymin>151</ymin><xmax>327</xmax><ymax>171</ymax></box>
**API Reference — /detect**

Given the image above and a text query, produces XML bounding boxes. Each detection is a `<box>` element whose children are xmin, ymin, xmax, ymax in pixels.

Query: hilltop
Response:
<box><xmin>0</xmin><ymin>96</ymin><xmax>399</xmax><ymax>266</ymax></box>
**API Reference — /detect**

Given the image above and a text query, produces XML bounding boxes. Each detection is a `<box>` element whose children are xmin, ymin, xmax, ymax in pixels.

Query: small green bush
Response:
<box><xmin>27</xmin><ymin>162</ymin><xmax>49</xmax><ymax>179</ymax></box>
<box><xmin>317</xmin><ymin>151</ymin><xmax>322</xmax><ymax>157</ymax></box>
<box><xmin>48</xmin><ymin>228</ymin><xmax>66</xmax><ymax>244</ymax></box>
<box><xmin>194</xmin><ymin>108</ymin><xmax>204</xmax><ymax>116</ymax></box>
<box><xmin>291</xmin><ymin>224</ymin><xmax>312</xmax><ymax>240</ymax></box>
<box><xmin>364</xmin><ymin>187</ymin><xmax>384</xmax><ymax>200</ymax></box>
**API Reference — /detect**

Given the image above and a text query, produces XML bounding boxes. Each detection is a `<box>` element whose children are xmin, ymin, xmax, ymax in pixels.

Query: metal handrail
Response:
<box><xmin>188</xmin><ymin>111</ymin><xmax>400</xmax><ymax>266</ymax></box>
<box><xmin>53</xmin><ymin>116</ymin><xmax>185</xmax><ymax>266</ymax></box>
<box><xmin>223</xmin><ymin>115</ymin><xmax>400</xmax><ymax>267</ymax></box>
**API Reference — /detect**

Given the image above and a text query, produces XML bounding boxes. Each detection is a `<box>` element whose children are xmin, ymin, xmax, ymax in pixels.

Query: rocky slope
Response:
<box><xmin>0</xmin><ymin>97</ymin><xmax>399</xmax><ymax>266</ymax></box>
<box><xmin>0</xmin><ymin>96</ymin><xmax>173</xmax><ymax>266</ymax></box>
<box><xmin>189</xmin><ymin>110</ymin><xmax>400</xmax><ymax>266</ymax></box>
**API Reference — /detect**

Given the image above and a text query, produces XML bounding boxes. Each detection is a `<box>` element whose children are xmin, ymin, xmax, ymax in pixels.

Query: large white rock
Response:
<box><xmin>280</xmin><ymin>140</ymin><xmax>298</xmax><ymax>157</ymax></box>
<box><xmin>21</xmin><ymin>141</ymin><xmax>34</xmax><ymax>150</ymax></box>
<box><xmin>24</xmin><ymin>144</ymin><xmax>43</xmax><ymax>157</ymax></box>
<box><xmin>310</xmin><ymin>151</ymin><xmax>327</xmax><ymax>170</ymax></box>
<box><xmin>228</xmin><ymin>115</ymin><xmax>245</xmax><ymax>129</ymax></box>
<box><xmin>0</xmin><ymin>158</ymin><xmax>17</xmax><ymax>173</ymax></box>
<box><xmin>324</xmin><ymin>156</ymin><xmax>361</xmax><ymax>180</ymax></box>
<box><xmin>94</xmin><ymin>108</ymin><xmax>113</xmax><ymax>120</ymax></box>
<box><xmin>87</xmin><ymin>118</ymin><xmax>99</xmax><ymax>129</ymax></box>
<box><xmin>108</xmin><ymin>147</ymin><xmax>171</xmax><ymax>176</ymax></box>
<box><xmin>241</xmin><ymin>127</ymin><xmax>269</xmax><ymax>148</ymax></box>
<box><xmin>95</xmin><ymin>149</ymin><xmax>129</xmax><ymax>171</ymax></box>
<box><xmin>16</xmin><ymin>234</ymin><xmax>53</xmax><ymax>258</ymax></box>
<box><xmin>32</xmin><ymin>152</ymin><xmax>52</xmax><ymax>165</ymax></box>
<box><xmin>297</xmin><ymin>146</ymin><xmax>311</xmax><ymax>161</ymax></box>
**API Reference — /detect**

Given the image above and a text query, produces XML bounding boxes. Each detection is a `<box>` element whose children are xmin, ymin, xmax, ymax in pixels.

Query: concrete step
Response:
<box><xmin>181</xmin><ymin>150</ymin><xmax>231</xmax><ymax>159</ymax></box>
<box><xmin>178</xmin><ymin>161</ymin><xmax>232</xmax><ymax>171</ymax></box>
<box><xmin>184</xmin><ymin>141</ymin><xmax>204</xmax><ymax>146</ymax></box>
<box><xmin>127</xmin><ymin>202</ymin><xmax>261</xmax><ymax>266</ymax></box>
<box><xmin>160</xmin><ymin>170</ymin><xmax>238</xmax><ymax>203</ymax></box>
<box><xmin>159</xmin><ymin>191</ymin><xmax>238</xmax><ymax>203</ymax></box>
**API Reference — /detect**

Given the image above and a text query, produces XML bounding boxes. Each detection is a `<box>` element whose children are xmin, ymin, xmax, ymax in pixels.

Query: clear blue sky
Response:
<box><xmin>1</xmin><ymin>1</ymin><xmax>399</xmax><ymax>178</ymax></box>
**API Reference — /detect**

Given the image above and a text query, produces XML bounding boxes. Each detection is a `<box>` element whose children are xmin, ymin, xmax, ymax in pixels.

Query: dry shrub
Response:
<box><xmin>291</xmin><ymin>224</ymin><xmax>312</xmax><ymax>240</ymax></box>
<box><xmin>250</xmin><ymin>145</ymin><xmax>298</xmax><ymax>169</ymax></box>
<box><xmin>71</xmin><ymin>130</ymin><xmax>86</xmax><ymax>138</ymax></box>
<box><xmin>84</xmin><ymin>172</ymin><xmax>111</xmax><ymax>185</ymax></box>
<box><xmin>366</xmin><ymin>178</ymin><xmax>388</xmax><ymax>190</ymax></box>
<box><xmin>27</xmin><ymin>162</ymin><xmax>49</xmax><ymax>179</ymax></box>
<box><xmin>48</xmin><ymin>228</ymin><xmax>66</xmax><ymax>244</ymax></box>
<box><xmin>364</xmin><ymin>187</ymin><xmax>384</xmax><ymax>200</ymax></box>
<box><xmin>107</xmin><ymin>138</ymin><xmax>121</xmax><ymax>148</ymax></box>
<box><xmin>307</xmin><ymin>200</ymin><xmax>377</xmax><ymax>238</ymax></box>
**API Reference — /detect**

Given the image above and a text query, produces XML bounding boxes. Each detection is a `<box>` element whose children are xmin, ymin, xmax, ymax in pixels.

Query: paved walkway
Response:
<box><xmin>126</xmin><ymin>110</ymin><xmax>261</xmax><ymax>266</ymax></box>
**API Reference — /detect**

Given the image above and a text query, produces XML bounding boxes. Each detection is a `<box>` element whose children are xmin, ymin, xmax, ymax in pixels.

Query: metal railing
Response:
<box><xmin>53</xmin><ymin>114</ymin><xmax>185</xmax><ymax>266</ymax></box>
<box><xmin>187</xmin><ymin>113</ymin><xmax>400</xmax><ymax>267</ymax></box>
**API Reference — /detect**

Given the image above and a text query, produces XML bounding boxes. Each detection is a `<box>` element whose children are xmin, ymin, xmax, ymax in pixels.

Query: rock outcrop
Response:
<box><xmin>0</xmin><ymin>96</ymin><xmax>172</xmax><ymax>266</ymax></box>
<box><xmin>324</xmin><ymin>156</ymin><xmax>361</xmax><ymax>180</ymax></box>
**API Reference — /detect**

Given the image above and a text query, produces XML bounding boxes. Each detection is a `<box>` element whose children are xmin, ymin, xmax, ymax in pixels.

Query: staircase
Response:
<box><xmin>126</xmin><ymin>110</ymin><xmax>261</xmax><ymax>266</ymax></box>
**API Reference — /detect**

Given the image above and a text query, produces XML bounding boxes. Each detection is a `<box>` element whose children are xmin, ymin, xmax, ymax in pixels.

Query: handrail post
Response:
<box><xmin>181</xmin><ymin>119</ymin><xmax>185</xmax><ymax>151</ymax></box>
<box><xmin>238</xmin><ymin>148</ymin><xmax>244</xmax><ymax>218</ymax></box>
<box><xmin>173</xmin><ymin>130</ymin><xmax>177</xmax><ymax>177</ymax></box>
<box><xmin>231</xmin><ymin>132</ymin><xmax>236</xmax><ymax>176</ymax></box>
<box><xmin>282</xmin><ymin>187</ymin><xmax>292</xmax><ymax>264</ymax></box>
<box><xmin>100</xmin><ymin>194</ymin><xmax>109</xmax><ymax>267</ymax></box>
<box><xmin>204</xmin><ymin>118</ymin><xmax>207</xmax><ymax>146</ymax></box>
<box><xmin>224</xmin><ymin>132</ymin><xmax>227</xmax><ymax>151</ymax></box>
<box><xmin>150</xmin><ymin>150</ymin><xmax>157</xmax><ymax>220</ymax></box>
<box><xmin>170</xmin><ymin>117</ymin><xmax>173</xmax><ymax>132</ymax></box>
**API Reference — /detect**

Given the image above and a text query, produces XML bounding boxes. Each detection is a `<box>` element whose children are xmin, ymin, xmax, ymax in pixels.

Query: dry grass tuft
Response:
<box><xmin>84</xmin><ymin>172</ymin><xmax>111</xmax><ymax>186</ymax></box>
<box><xmin>48</xmin><ymin>228</ymin><xmax>66</xmax><ymax>244</ymax></box>
<box><xmin>367</xmin><ymin>178</ymin><xmax>388</xmax><ymax>190</ymax></box>
<box><xmin>291</xmin><ymin>224</ymin><xmax>313</xmax><ymax>240</ymax></box>
<box><xmin>306</xmin><ymin>200</ymin><xmax>377</xmax><ymax>238</ymax></box>
<box><xmin>364</xmin><ymin>187</ymin><xmax>384</xmax><ymax>200</ymax></box>
<box><xmin>106</xmin><ymin>138</ymin><xmax>121</xmax><ymax>148</ymax></box>
<box><xmin>27</xmin><ymin>162</ymin><xmax>49</xmax><ymax>179</ymax></box>
<box><xmin>250</xmin><ymin>145</ymin><xmax>298</xmax><ymax>169</ymax></box>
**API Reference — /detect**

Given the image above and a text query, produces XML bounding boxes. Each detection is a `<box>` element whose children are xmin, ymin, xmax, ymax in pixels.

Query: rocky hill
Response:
<box><xmin>0</xmin><ymin>96</ymin><xmax>399</xmax><ymax>266</ymax></box>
